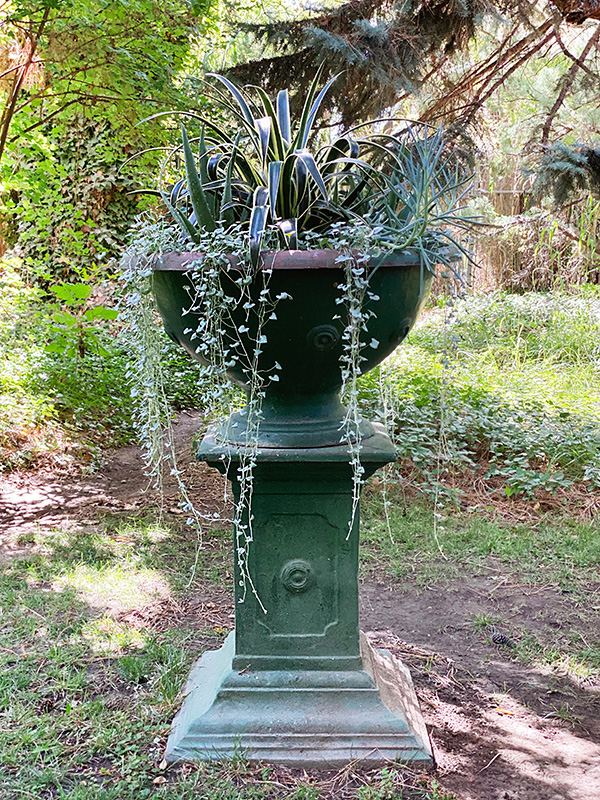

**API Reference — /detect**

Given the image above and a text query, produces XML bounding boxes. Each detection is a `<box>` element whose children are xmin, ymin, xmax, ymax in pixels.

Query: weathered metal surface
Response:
<box><xmin>152</xmin><ymin>248</ymin><xmax>427</xmax><ymax>271</ymax></box>
<box><xmin>217</xmin><ymin>389</ymin><xmax>376</xmax><ymax>449</ymax></box>
<box><xmin>164</xmin><ymin>424</ymin><xmax>432</xmax><ymax>768</ymax></box>
<box><xmin>166</xmin><ymin>631</ymin><xmax>432</xmax><ymax>768</ymax></box>
<box><xmin>151</xmin><ymin>250</ymin><xmax>432</xmax><ymax>447</ymax></box>
<box><xmin>201</xmin><ymin>426</ymin><xmax>395</xmax><ymax>671</ymax></box>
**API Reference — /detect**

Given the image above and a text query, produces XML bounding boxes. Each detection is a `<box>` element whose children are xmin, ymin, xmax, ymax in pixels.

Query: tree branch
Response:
<box><xmin>0</xmin><ymin>6</ymin><xmax>50</xmax><ymax>164</ymax></box>
<box><xmin>422</xmin><ymin>21</ymin><xmax>554</xmax><ymax>123</ymax></box>
<box><xmin>0</xmin><ymin>60</ymin><xmax>44</xmax><ymax>81</ymax></box>
<box><xmin>541</xmin><ymin>25</ymin><xmax>600</xmax><ymax>144</ymax></box>
<box><xmin>552</xmin><ymin>0</ymin><xmax>600</xmax><ymax>23</ymax></box>
<box><xmin>553</xmin><ymin>25</ymin><xmax>598</xmax><ymax>77</ymax></box>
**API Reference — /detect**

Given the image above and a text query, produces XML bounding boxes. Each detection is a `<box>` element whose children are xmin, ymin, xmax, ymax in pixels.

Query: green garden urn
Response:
<box><xmin>152</xmin><ymin>249</ymin><xmax>434</xmax><ymax>768</ymax></box>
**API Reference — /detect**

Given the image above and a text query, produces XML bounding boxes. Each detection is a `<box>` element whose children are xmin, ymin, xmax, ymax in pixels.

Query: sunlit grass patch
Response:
<box><xmin>0</xmin><ymin>559</ymin><xmax>193</xmax><ymax>797</ymax></box>
<box><xmin>54</xmin><ymin>563</ymin><xmax>171</xmax><ymax>615</ymax></box>
<box><xmin>117</xmin><ymin>520</ymin><xmax>172</xmax><ymax>544</ymax></box>
<box><xmin>443</xmin><ymin>350</ymin><xmax>600</xmax><ymax>418</ymax></box>
<box><xmin>514</xmin><ymin>630</ymin><xmax>600</xmax><ymax>681</ymax></box>
<box><xmin>18</xmin><ymin>513</ymin><xmax>228</xmax><ymax>599</ymax></box>
<box><xmin>358</xmin><ymin>290</ymin><xmax>600</xmax><ymax>503</ymax></box>
<box><xmin>362</xmin><ymin>492</ymin><xmax>600</xmax><ymax>589</ymax></box>
<box><xmin>106</xmin><ymin>518</ymin><xmax>173</xmax><ymax>546</ymax></box>
<box><xmin>81</xmin><ymin>616</ymin><xmax>148</xmax><ymax>653</ymax></box>
<box><xmin>419</xmin><ymin>290</ymin><xmax>600</xmax><ymax>368</ymax></box>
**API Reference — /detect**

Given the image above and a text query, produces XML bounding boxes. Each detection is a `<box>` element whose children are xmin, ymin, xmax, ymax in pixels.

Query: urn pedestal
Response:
<box><xmin>165</xmin><ymin>425</ymin><xmax>433</xmax><ymax>768</ymax></box>
<box><xmin>152</xmin><ymin>250</ymin><xmax>434</xmax><ymax>767</ymax></box>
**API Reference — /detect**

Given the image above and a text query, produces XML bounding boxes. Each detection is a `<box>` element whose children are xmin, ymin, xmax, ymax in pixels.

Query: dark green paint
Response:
<box><xmin>153</xmin><ymin>250</ymin><xmax>433</xmax><ymax>766</ymax></box>
<box><xmin>151</xmin><ymin>249</ymin><xmax>432</xmax><ymax>447</ymax></box>
<box><xmin>199</xmin><ymin>426</ymin><xmax>395</xmax><ymax>671</ymax></box>
<box><xmin>165</xmin><ymin>427</ymin><xmax>432</xmax><ymax>767</ymax></box>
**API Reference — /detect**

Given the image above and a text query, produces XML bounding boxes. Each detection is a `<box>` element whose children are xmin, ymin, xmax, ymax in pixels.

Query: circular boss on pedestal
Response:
<box><xmin>280</xmin><ymin>559</ymin><xmax>313</xmax><ymax>593</ymax></box>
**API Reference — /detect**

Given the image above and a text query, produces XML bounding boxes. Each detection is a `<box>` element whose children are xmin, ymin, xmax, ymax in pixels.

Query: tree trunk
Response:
<box><xmin>553</xmin><ymin>0</ymin><xmax>600</xmax><ymax>23</ymax></box>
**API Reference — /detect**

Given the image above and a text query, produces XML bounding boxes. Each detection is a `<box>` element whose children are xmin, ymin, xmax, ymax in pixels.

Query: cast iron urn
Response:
<box><xmin>151</xmin><ymin>248</ymin><xmax>434</xmax><ymax>768</ymax></box>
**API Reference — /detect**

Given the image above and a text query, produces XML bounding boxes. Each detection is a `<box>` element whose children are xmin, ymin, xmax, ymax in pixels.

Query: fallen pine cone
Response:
<box><xmin>492</xmin><ymin>632</ymin><xmax>516</xmax><ymax>648</ymax></box>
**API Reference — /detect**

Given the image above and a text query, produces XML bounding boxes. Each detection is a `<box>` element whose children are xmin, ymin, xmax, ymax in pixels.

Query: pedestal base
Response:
<box><xmin>166</xmin><ymin>631</ymin><xmax>433</xmax><ymax>769</ymax></box>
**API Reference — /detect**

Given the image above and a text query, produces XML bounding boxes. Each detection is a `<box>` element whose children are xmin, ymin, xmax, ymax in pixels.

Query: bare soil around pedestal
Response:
<box><xmin>0</xmin><ymin>411</ymin><xmax>598</xmax><ymax>800</ymax></box>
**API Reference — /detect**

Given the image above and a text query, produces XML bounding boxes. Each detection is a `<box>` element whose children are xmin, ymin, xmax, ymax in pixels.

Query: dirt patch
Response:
<box><xmin>0</xmin><ymin>410</ymin><xmax>228</xmax><ymax>561</ymax></box>
<box><xmin>1</xmin><ymin>418</ymin><xmax>599</xmax><ymax>800</ymax></box>
<box><xmin>362</xmin><ymin>580</ymin><xmax>600</xmax><ymax>800</ymax></box>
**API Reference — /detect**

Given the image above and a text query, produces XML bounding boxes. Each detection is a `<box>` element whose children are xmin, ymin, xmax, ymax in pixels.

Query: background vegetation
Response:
<box><xmin>1</xmin><ymin>1</ymin><xmax>599</xmax><ymax>798</ymax></box>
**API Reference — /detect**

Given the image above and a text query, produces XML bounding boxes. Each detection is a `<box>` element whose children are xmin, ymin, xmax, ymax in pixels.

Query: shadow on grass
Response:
<box><xmin>0</xmin><ymin>540</ymin><xmax>450</xmax><ymax>800</ymax></box>
<box><xmin>0</xmin><ymin>512</ymin><xmax>236</xmax><ymax>798</ymax></box>
<box><xmin>2</xmin><ymin>506</ymin><xmax>598</xmax><ymax>799</ymax></box>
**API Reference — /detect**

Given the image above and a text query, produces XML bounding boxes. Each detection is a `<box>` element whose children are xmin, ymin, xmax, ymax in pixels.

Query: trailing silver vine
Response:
<box><xmin>121</xmin><ymin>215</ymin><xmax>454</xmax><ymax>600</ymax></box>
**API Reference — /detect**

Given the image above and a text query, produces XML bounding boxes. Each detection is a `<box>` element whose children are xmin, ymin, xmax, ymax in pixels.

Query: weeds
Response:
<box><xmin>472</xmin><ymin>613</ymin><xmax>502</xmax><ymax>631</ymax></box>
<box><xmin>359</xmin><ymin>290</ymin><xmax>600</xmax><ymax>502</ymax></box>
<box><xmin>0</xmin><ymin>256</ymin><xmax>209</xmax><ymax>472</ymax></box>
<box><xmin>362</xmin><ymin>491</ymin><xmax>600</xmax><ymax>590</ymax></box>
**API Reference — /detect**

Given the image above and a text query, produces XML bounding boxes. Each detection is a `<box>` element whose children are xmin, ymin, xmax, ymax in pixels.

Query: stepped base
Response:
<box><xmin>166</xmin><ymin>632</ymin><xmax>433</xmax><ymax>769</ymax></box>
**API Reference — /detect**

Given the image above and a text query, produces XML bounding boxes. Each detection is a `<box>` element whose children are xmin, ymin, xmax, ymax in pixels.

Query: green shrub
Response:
<box><xmin>0</xmin><ymin>256</ymin><xmax>207</xmax><ymax>471</ymax></box>
<box><xmin>7</xmin><ymin>116</ymin><xmax>141</xmax><ymax>284</ymax></box>
<box><xmin>359</xmin><ymin>290</ymin><xmax>600</xmax><ymax>499</ymax></box>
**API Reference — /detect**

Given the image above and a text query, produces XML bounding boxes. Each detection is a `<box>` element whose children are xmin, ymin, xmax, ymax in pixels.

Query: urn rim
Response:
<box><xmin>150</xmin><ymin>248</ymin><xmax>427</xmax><ymax>272</ymax></box>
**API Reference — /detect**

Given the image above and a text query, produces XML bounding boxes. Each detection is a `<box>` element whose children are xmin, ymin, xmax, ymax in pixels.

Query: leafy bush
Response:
<box><xmin>6</xmin><ymin>116</ymin><xmax>141</xmax><ymax>283</ymax></box>
<box><xmin>417</xmin><ymin>290</ymin><xmax>600</xmax><ymax>365</ymax></box>
<box><xmin>0</xmin><ymin>257</ymin><xmax>207</xmax><ymax>471</ymax></box>
<box><xmin>359</xmin><ymin>290</ymin><xmax>600</xmax><ymax>500</ymax></box>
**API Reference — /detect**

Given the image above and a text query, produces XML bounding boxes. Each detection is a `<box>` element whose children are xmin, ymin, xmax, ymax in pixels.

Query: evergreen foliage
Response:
<box><xmin>229</xmin><ymin>0</ymin><xmax>486</xmax><ymax>125</ymax></box>
<box><xmin>226</xmin><ymin>0</ymin><xmax>600</xmax><ymax>136</ymax></box>
<box><xmin>533</xmin><ymin>142</ymin><xmax>600</xmax><ymax>206</ymax></box>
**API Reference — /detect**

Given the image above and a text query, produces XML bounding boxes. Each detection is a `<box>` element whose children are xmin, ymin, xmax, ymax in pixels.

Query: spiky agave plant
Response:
<box><xmin>150</xmin><ymin>70</ymin><xmax>475</xmax><ymax>274</ymax></box>
<box><xmin>124</xmin><ymin>72</ymin><xmax>477</xmax><ymax>598</ymax></box>
<box><xmin>366</xmin><ymin>125</ymin><xmax>476</xmax><ymax>275</ymax></box>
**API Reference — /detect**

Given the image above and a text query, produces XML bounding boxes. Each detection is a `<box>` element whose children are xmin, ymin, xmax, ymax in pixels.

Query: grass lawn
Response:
<box><xmin>1</xmin><ymin>271</ymin><xmax>599</xmax><ymax>798</ymax></box>
<box><xmin>1</xmin><ymin>476</ymin><xmax>598</xmax><ymax>799</ymax></box>
<box><xmin>0</xmin><ymin>508</ymin><xmax>464</xmax><ymax>800</ymax></box>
